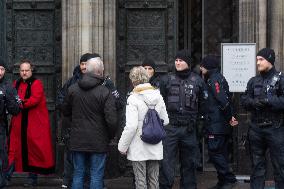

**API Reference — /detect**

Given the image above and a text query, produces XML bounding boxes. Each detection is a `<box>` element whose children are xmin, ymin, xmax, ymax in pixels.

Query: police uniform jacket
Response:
<box><xmin>241</xmin><ymin>67</ymin><xmax>284</xmax><ymax>126</ymax></box>
<box><xmin>204</xmin><ymin>69</ymin><xmax>233</xmax><ymax>134</ymax></box>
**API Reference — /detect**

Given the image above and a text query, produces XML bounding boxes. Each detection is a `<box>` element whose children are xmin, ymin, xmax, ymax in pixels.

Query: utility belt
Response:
<box><xmin>169</xmin><ymin>114</ymin><xmax>197</xmax><ymax>132</ymax></box>
<box><xmin>252</xmin><ymin>118</ymin><xmax>283</xmax><ymax>128</ymax></box>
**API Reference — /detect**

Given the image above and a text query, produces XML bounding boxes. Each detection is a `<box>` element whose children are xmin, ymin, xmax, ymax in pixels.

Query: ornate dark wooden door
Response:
<box><xmin>116</xmin><ymin>0</ymin><xmax>178</xmax><ymax>94</ymax></box>
<box><xmin>5</xmin><ymin>0</ymin><xmax>61</xmax><ymax>173</ymax></box>
<box><xmin>0</xmin><ymin>1</ymin><xmax>5</xmax><ymax>59</ymax></box>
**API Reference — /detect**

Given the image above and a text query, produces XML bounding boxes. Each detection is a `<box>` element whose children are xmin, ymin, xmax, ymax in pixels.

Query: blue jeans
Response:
<box><xmin>72</xmin><ymin>151</ymin><xmax>106</xmax><ymax>189</ymax></box>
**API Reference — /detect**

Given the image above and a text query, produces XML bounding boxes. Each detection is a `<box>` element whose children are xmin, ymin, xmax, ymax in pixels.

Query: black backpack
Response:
<box><xmin>140</xmin><ymin>102</ymin><xmax>166</xmax><ymax>144</ymax></box>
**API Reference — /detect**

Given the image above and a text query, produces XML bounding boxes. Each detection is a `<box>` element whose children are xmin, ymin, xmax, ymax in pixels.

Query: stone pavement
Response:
<box><xmin>5</xmin><ymin>171</ymin><xmax>275</xmax><ymax>189</ymax></box>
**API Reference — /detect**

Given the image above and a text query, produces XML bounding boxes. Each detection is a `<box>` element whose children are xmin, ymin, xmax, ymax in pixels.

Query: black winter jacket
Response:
<box><xmin>56</xmin><ymin>65</ymin><xmax>82</xmax><ymax>108</ymax></box>
<box><xmin>204</xmin><ymin>69</ymin><xmax>233</xmax><ymax>134</ymax></box>
<box><xmin>241</xmin><ymin>67</ymin><xmax>284</xmax><ymax>125</ymax></box>
<box><xmin>62</xmin><ymin>73</ymin><xmax>118</xmax><ymax>152</ymax></box>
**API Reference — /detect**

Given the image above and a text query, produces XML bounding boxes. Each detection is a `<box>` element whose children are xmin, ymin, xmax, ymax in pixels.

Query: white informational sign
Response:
<box><xmin>221</xmin><ymin>43</ymin><xmax>256</xmax><ymax>92</ymax></box>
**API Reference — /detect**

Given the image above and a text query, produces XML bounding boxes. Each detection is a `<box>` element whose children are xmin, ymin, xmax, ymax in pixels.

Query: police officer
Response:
<box><xmin>200</xmin><ymin>55</ymin><xmax>238</xmax><ymax>189</ymax></box>
<box><xmin>159</xmin><ymin>49</ymin><xmax>207</xmax><ymax>189</ymax></box>
<box><xmin>241</xmin><ymin>48</ymin><xmax>284</xmax><ymax>189</ymax></box>
<box><xmin>0</xmin><ymin>58</ymin><xmax>20</xmax><ymax>188</ymax></box>
<box><xmin>142</xmin><ymin>57</ymin><xmax>161</xmax><ymax>88</ymax></box>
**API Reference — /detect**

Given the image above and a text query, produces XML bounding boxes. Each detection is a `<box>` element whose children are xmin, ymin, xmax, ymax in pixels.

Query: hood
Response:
<box><xmin>133</xmin><ymin>83</ymin><xmax>161</xmax><ymax>106</ymax></box>
<box><xmin>78</xmin><ymin>73</ymin><xmax>104</xmax><ymax>90</ymax></box>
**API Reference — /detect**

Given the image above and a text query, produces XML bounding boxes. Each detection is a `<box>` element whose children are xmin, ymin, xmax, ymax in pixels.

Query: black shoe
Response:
<box><xmin>208</xmin><ymin>182</ymin><xmax>223</xmax><ymax>189</ymax></box>
<box><xmin>23</xmin><ymin>180</ymin><xmax>37</xmax><ymax>187</ymax></box>
<box><xmin>220</xmin><ymin>182</ymin><xmax>237</xmax><ymax>189</ymax></box>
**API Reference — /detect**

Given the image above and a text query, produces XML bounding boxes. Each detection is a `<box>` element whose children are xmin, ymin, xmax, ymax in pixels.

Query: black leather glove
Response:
<box><xmin>254</xmin><ymin>98</ymin><xmax>269</xmax><ymax>109</ymax></box>
<box><xmin>103</xmin><ymin>76</ymin><xmax>120</xmax><ymax>99</ymax></box>
<box><xmin>104</xmin><ymin>76</ymin><xmax>116</xmax><ymax>91</ymax></box>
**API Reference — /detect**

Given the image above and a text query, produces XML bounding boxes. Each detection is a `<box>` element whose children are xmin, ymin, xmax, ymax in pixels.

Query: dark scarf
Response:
<box><xmin>175</xmin><ymin>68</ymin><xmax>191</xmax><ymax>79</ymax></box>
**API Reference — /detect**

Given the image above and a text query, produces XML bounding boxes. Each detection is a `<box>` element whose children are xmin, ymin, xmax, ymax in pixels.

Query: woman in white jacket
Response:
<box><xmin>118</xmin><ymin>66</ymin><xmax>169</xmax><ymax>189</ymax></box>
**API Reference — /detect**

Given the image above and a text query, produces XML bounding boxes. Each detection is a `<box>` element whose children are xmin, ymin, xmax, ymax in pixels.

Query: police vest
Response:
<box><xmin>253</xmin><ymin>72</ymin><xmax>283</xmax><ymax>122</ymax></box>
<box><xmin>166</xmin><ymin>73</ymin><xmax>201</xmax><ymax>124</ymax></box>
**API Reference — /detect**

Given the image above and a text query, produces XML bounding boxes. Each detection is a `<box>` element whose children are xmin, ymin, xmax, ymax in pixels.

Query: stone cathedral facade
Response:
<box><xmin>0</xmin><ymin>0</ymin><xmax>283</xmax><ymax>177</ymax></box>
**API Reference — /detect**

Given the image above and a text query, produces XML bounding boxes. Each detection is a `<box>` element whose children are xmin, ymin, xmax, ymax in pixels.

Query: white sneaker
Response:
<box><xmin>61</xmin><ymin>184</ymin><xmax>68</xmax><ymax>188</ymax></box>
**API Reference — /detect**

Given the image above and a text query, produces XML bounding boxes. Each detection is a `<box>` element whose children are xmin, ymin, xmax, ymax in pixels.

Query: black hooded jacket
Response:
<box><xmin>56</xmin><ymin>65</ymin><xmax>82</xmax><ymax>108</ymax></box>
<box><xmin>62</xmin><ymin>73</ymin><xmax>117</xmax><ymax>152</ymax></box>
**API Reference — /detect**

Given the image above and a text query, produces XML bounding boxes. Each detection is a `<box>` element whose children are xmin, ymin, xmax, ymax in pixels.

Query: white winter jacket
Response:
<box><xmin>118</xmin><ymin>83</ymin><xmax>169</xmax><ymax>161</ymax></box>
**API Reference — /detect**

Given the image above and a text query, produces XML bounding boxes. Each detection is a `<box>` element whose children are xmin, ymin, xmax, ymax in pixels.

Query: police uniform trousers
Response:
<box><xmin>207</xmin><ymin>134</ymin><xmax>236</xmax><ymax>185</ymax></box>
<box><xmin>159</xmin><ymin>125</ymin><xmax>199</xmax><ymax>189</ymax></box>
<box><xmin>0</xmin><ymin>127</ymin><xmax>7</xmax><ymax>188</ymax></box>
<box><xmin>248</xmin><ymin>123</ymin><xmax>284</xmax><ymax>189</ymax></box>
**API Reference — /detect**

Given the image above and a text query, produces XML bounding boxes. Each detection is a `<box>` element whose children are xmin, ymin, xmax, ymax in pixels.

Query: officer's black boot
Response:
<box><xmin>208</xmin><ymin>182</ymin><xmax>223</xmax><ymax>189</ymax></box>
<box><xmin>220</xmin><ymin>182</ymin><xmax>236</xmax><ymax>189</ymax></box>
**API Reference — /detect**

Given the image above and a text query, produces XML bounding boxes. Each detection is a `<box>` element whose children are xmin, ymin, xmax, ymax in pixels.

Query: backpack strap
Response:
<box><xmin>134</xmin><ymin>94</ymin><xmax>156</xmax><ymax>110</ymax></box>
<box><xmin>269</xmin><ymin>72</ymin><xmax>281</xmax><ymax>88</ymax></box>
<box><xmin>142</xmin><ymin>100</ymin><xmax>156</xmax><ymax>110</ymax></box>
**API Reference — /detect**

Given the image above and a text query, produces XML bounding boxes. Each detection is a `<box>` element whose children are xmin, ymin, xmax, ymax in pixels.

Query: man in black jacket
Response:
<box><xmin>241</xmin><ymin>48</ymin><xmax>284</xmax><ymax>189</ymax></box>
<box><xmin>200</xmin><ymin>55</ymin><xmax>238</xmax><ymax>189</ymax></box>
<box><xmin>57</xmin><ymin>53</ymin><xmax>99</xmax><ymax>188</ymax></box>
<box><xmin>57</xmin><ymin>53</ymin><xmax>123</xmax><ymax>188</ymax></box>
<box><xmin>0</xmin><ymin>58</ymin><xmax>20</xmax><ymax>188</ymax></box>
<box><xmin>62</xmin><ymin>57</ymin><xmax>117</xmax><ymax>189</ymax></box>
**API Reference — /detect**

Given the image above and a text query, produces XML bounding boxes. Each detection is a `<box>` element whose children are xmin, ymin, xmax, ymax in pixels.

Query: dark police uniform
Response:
<box><xmin>205</xmin><ymin>69</ymin><xmax>236</xmax><ymax>187</ymax></box>
<box><xmin>159</xmin><ymin>70</ymin><xmax>207</xmax><ymax>189</ymax></box>
<box><xmin>0</xmin><ymin>79</ymin><xmax>20</xmax><ymax>187</ymax></box>
<box><xmin>241</xmin><ymin>67</ymin><xmax>284</xmax><ymax>189</ymax></box>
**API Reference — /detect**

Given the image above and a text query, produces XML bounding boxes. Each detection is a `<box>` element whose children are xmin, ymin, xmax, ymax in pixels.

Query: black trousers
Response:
<box><xmin>248</xmin><ymin>125</ymin><xmax>284</xmax><ymax>189</ymax></box>
<box><xmin>159</xmin><ymin>126</ymin><xmax>199</xmax><ymax>189</ymax></box>
<box><xmin>207</xmin><ymin>134</ymin><xmax>236</xmax><ymax>184</ymax></box>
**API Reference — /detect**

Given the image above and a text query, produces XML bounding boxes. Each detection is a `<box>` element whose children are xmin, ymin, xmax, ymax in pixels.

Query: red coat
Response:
<box><xmin>8</xmin><ymin>78</ymin><xmax>55</xmax><ymax>174</ymax></box>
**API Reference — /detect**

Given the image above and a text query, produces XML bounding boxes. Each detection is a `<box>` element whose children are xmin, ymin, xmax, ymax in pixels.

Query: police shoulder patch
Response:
<box><xmin>215</xmin><ymin>82</ymin><xmax>220</xmax><ymax>93</ymax></box>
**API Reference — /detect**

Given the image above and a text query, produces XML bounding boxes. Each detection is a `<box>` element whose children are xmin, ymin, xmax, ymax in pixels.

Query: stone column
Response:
<box><xmin>270</xmin><ymin>0</ymin><xmax>284</xmax><ymax>71</ymax></box>
<box><xmin>62</xmin><ymin>0</ymin><xmax>116</xmax><ymax>83</ymax></box>
<box><xmin>239</xmin><ymin>0</ymin><xmax>267</xmax><ymax>49</ymax></box>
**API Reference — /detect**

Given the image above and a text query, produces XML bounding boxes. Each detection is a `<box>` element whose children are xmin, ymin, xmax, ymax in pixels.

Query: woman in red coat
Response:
<box><xmin>8</xmin><ymin>60</ymin><xmax>55</xmax><ymax>186</ymax></box>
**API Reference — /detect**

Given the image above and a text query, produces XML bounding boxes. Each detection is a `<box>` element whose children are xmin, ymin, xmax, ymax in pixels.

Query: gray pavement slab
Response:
<box><xmin>5</xmin><ymin>171</ymin><xmax>275</xmax><ymax>189</ymax></box>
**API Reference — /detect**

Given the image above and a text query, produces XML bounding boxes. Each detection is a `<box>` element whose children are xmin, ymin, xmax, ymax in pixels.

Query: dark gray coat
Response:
<box><xmin>62</xmin><ymin>73</ymin><xmax>117</xmax><ymax>152</ymax></box>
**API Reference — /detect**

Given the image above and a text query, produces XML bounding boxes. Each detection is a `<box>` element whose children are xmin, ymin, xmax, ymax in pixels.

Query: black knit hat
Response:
<box><xmin>256</xmin><ymin>48</ymin><xmax>275</xmax><ymax>65</ymax></box>
<box><xmin>0</xmin><ymin>58</ymin><xmax>6</xmax><ymax>69</ymax></box>
<box><xmin>200</xmin><ymin>55</ymin><xmax>220</xmax><ymax>70</ymax></box>
<box><xmin>80</xmin><ymin>53</ymin><xmax>101</xmax><ymax>63</ymax></box>
<box><xmin>175</xmin><ymin>49</ymin><xmax>191</xmax><ymax>66</ymax></box>
<box><xmin>142</xmin><ymin>57</ymin><xmax>156</xmax><ymax>70</ymax></box>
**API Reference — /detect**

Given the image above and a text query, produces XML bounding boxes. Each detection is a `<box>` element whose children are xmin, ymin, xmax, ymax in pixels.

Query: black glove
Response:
<box><xmin>254</xmin><ymin>98</ymin><xmax>269</xmax><ymax>109</ymax></box>
<box><xmin>104</xmin><ymin>76</ymin><xmax>116</xmax><ymax>91</ymax></box>
<box><xmin>103</xmin><ymin>76</ymin><xmax>120</xmax><ymax>99</ymax></box>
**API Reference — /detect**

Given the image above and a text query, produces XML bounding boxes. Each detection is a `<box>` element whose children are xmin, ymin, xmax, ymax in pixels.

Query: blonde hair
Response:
<box><xmin>129</xmin><ymin>66</ymin><xmax>150</xmax><ymax>86</ymax></box>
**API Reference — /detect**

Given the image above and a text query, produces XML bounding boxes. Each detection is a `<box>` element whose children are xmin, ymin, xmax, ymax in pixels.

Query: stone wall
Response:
<box><xmin>62</xmin><ymin>0</ymin><xmax>116</xmax><ymax>83</ymax></box>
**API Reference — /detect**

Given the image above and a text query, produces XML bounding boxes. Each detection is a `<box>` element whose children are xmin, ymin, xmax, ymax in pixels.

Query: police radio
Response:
<box><xmin>266</xmin><ymin>72</ymin><xmax>281</xmax><ymax>96</ymax></box>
